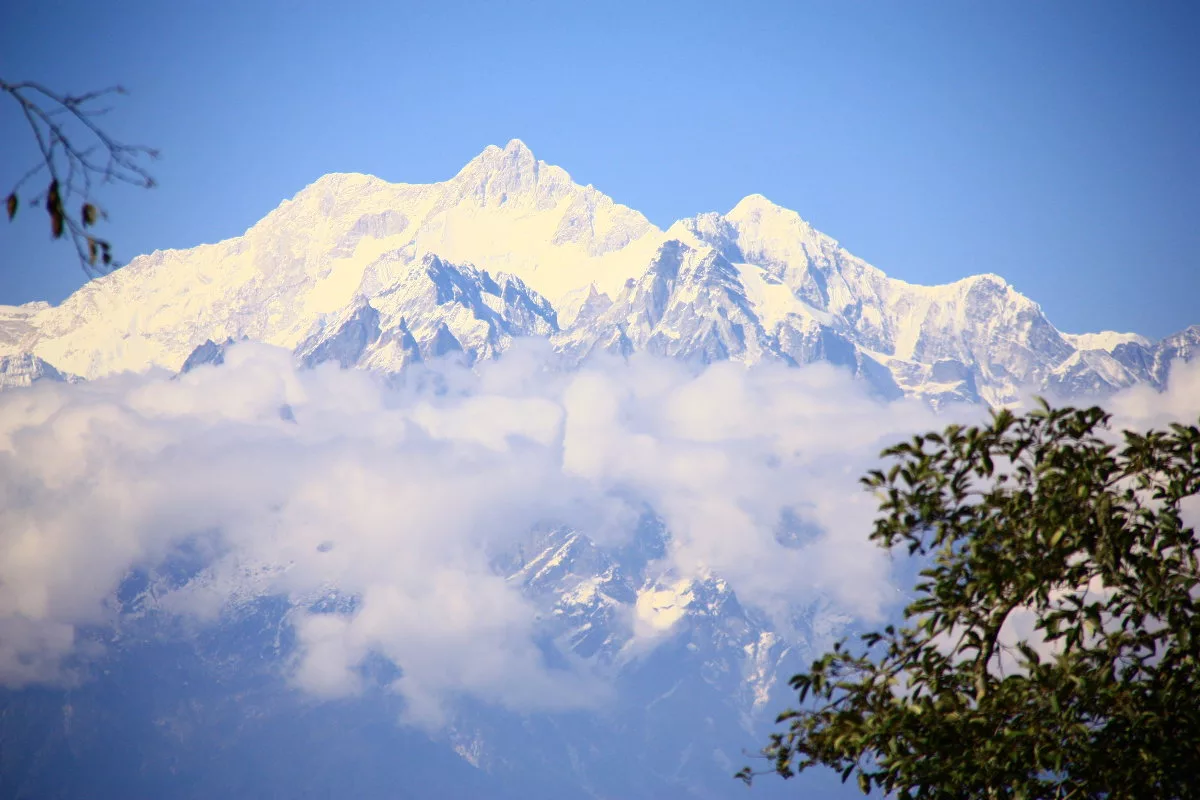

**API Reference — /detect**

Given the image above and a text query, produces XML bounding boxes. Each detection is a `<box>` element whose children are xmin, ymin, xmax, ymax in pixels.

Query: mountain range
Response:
<box><xmin>2</xmin><ymin>139</ymin><xmax>1195</xmax><ymax>404</ymax></box>
<box><xmin>1</xmin><ymin>141</ymin><xmax>1196</xmax><ymax>799</ymax></box>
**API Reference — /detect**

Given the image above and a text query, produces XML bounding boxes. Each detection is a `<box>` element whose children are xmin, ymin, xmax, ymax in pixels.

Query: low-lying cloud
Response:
<box><xmin>1</xmin><ymin>342</ymin><xmax>1197</xmax><ymax>724</ymax></box>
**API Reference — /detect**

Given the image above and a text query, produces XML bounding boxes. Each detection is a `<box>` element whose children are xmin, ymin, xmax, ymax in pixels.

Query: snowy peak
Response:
<box><xmin>726</xmin><ymin>192</ymin><xmax>816</xmax><ymax>233</ymax></box>
<box><xmin>409</xmin><ymin>140</ymin><xmax>662</xmax><ymax>301</ymax></box>
<box><xmin>450</xmin><ymin>138</ymin><xmax>572</xmax><ymax>209</ymax></box>
<box><xmin>458</xmin><ymin>138</ymin><xmax>540</xmax><ymax>177</ymax></box>
<box><xmin>722</xmin><ymin>193</ymin><xmax>844</xmax><ymax>271</ymax></box>
<box><xmin>461</xmin><ymin>138</ymin><xmax>538</xmax><ymax>172</ymax></box>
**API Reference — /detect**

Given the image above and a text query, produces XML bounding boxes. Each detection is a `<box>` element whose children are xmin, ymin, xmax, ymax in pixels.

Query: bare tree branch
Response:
<box><xmin>2</xmin><ymin>78</ymin><xmax>158</xmax><ymax>276</ymax></box>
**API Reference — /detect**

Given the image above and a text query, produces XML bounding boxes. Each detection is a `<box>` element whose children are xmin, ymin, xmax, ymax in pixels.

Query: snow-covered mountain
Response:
<box><xmin>1</xmin><ymin>141</ymin><xmax>1196</xmax><ymax>799</ymax></box>
<box><xmin>2</xmin><ymin>139</ymin><xmax>1194</xmax><ymax>405</ymax></box>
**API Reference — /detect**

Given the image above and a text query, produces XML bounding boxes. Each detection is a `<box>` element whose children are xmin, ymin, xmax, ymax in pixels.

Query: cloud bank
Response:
<box><xmin>1</xmin><ymin>342</ymin><xmax>1196</xmax><ymax>722</ymax></box>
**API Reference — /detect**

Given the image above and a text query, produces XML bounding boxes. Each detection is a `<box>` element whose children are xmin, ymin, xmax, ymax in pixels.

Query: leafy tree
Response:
<box><xmin>2</xmin><ymin>78</ymin><xmax>157</xmax><ymax>274</ymax></box>
<box><xmin>740</xmin><ymin>402</ymin><xmax>1200</xmax><ymax>798</ymax></box>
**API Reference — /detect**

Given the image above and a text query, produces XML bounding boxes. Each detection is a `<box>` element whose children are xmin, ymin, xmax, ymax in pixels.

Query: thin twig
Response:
<box><xmin>2</xmin><ymin>77</ymin><xmax>157</xmax><ymax>276</ymax></box>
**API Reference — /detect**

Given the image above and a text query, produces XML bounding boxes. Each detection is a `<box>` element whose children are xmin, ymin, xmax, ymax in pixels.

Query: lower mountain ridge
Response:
<box><xmin>1</xmin><ymin>513</ymin><xmax>860</xmax><ymax>799</ymax></box>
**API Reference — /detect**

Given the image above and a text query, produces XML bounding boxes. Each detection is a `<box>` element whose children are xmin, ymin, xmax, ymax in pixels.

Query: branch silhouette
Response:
<box><xmin>2</xmin><ymin>78</ymin><xmax>158</xmax><ymax>275</ymax></box>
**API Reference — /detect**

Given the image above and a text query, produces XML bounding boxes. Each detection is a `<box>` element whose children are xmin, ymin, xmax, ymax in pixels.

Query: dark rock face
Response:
<box><xmin>296</xmin><ymin>302</ymin><xmax>382</xmax><ymax>369</ymax></box>
<box><xmin>181</xmin><ymin>338</ymin><xmax>236</xmax><ymax>373</ymax></box>
<box><xmin>0</xmin><ymin>353</ymin><xmax>68</xmax><ymax>388</ymax></box>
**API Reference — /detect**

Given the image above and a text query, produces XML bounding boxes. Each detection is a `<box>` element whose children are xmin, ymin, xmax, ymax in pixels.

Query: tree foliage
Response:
<box><xmin>2</xmin><ymin>78</ymin><xmax>157</xmax><ymax>274</ymax></box>
<box><xmin>741</xmin><ymin>402</ymin><xmax>1200</xmax><ymax>798</ymax></box>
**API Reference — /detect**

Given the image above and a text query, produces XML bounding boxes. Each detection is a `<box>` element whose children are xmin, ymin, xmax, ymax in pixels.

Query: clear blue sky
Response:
<box><xmin>2</xmin><ymin>0</ymin><xmax>1196</xmax><ymax>338</ymax></box>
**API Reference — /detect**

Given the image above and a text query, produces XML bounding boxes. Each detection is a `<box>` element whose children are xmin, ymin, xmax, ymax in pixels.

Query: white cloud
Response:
<box><xmin>0</xmin><ymin>344</ymin><xmax>1196</xmax><ymax>722</ymax></box>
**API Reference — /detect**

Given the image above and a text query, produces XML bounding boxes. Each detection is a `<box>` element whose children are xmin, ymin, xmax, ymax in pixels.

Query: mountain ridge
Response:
<box><xmin>0</xmin><ymin>138</ymin><xmax>1194</xmax><ymax>405</ymax></box>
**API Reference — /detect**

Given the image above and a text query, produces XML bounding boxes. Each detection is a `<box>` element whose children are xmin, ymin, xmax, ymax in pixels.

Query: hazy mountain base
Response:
<box><xmin>0</xmin><ymin>641</ymin><xmax>855</xmax><ymax>800</ymax></box>
<box><xmin>0</xmin><ymin>604</ymin><xmax>536</xmax><ymax>800</ymax></box>
<box><xmin>0</xmin><ymin>518</ymin><xmax>863</xmax><ymax>799</ymax></box>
